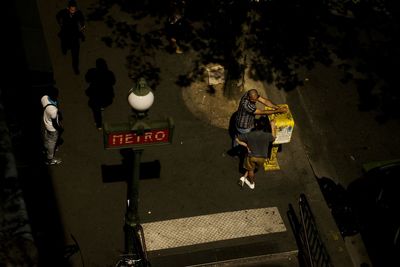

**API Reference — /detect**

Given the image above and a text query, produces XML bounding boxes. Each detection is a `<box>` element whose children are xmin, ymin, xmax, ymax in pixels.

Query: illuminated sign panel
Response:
<box><xmin>103</xmin><ymin>118</ymin><xmax>174</xmax><ymax>150</ymax></box>
<box><xmin>106</xmin><ymin>129</ymin><xmax>170</xmax><ymax>149</ymax></box>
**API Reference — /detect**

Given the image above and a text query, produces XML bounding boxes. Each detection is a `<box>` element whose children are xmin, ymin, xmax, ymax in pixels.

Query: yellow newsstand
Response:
<box><xmin>264</xmin><ymin>104</ymin><xmax>294</xmax><ymax>171</ymax></box>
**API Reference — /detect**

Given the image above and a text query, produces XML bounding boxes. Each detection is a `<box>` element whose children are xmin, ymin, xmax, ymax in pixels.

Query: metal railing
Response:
<box><xmin>288</xmin><ymin>194</ymin><xmax>332</xmax><ymax>267</ymax></box>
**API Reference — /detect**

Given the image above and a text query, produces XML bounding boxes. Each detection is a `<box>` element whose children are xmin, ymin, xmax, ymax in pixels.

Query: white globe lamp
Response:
<box><xmin>128</xmin><ymin>78</ymin><xmax>154</xmax><ymax>115</ymax></box>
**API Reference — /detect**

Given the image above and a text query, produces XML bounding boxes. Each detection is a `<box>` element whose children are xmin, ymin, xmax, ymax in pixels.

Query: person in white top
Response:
<box><xmin>41</xmin><ymin>88</ymin><xmax>63</xmax><ymax>165</ymax></box>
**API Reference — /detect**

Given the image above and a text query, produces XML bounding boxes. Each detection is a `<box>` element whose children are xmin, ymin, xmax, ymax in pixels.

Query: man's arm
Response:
<box><xmin>257</xmin><ymin>96</ymin><xmax>288</xmax><ymax>114</ymax></box>
<box><xmin>235</xmin><ymin>137</ymin><xmax>251</xmax><ymax>153</ymax></box>
<box><xmin>50</xmin><ymin>108</ymin><xmax>63</xmax><ymax>132</ymax></box>
<box><xmin>51</xmin><ymin>118</ymin><xmax>63</xmax><ymax>132</ymax></box>
<box><xmin>257</xmin><ymin>96</ymin><xmax>279</xmax><ymax>109</ymax></box>
<box><xmin>254</xmin><ymin>108</ymin><xmax>284</xmax><ymax>116</ymax></box>
<box><xmin>56</xmin><ymin>10</ymin><xmax>63</xmax><ymax>27</ymax></box>
<box><xmin>78</xmin><ymin>11</ymin><xmax>86</xmax><ymax>30</ymax></box>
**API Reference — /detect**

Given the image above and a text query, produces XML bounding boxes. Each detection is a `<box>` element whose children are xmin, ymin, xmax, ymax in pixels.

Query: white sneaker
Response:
<box><xmin>238</xmin><ymin>176</ymin><xmax>246</xmax><ymax>187</ymax></box>
<box><xmin>244</xmin><ymin>178</ymin><xmax>255</xmax><ymax>189</ymax></box>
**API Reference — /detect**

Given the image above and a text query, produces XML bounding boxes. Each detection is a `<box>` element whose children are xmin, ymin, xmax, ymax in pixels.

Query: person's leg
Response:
<box><xmin>61</xmin><ymin>38</ymin><xmax>68</xmax><ymax>55</ymax></box>
<box><xmin>175</xmin><ymin>40</ymin><xmax>183</xmax><ymax>54</ymax></box>
<box><xmin>169</xmin><ymin>36</ymin><xmax>182</xmax><ymax>54</ymax></box>
<box><xmin>248</xmin><ymin>158</ymin><xmax>267</xmax><ymax>185</ymax></box>
<box><xmin>71</xmin><ymin>39</ymin><xmax>80</xmax><ymax>74</ymax></box>
<box><xmin>247</xmin><ymin>169</ymin><xmax>255</xmax><ymax>184</ymax></box>
<box><xmin>59</xmin><ymin>33</ymin><xmax>69</xmax><ymax>55</ymax></box>
<box><xmin>169</xmin><ymin>37</ymin><xmax>177</xmax><ymax>50</ymax></box>
<box><xmin>243</xmin><ymin>156</ymin><xmax>256</xmax><ymax>189</ymax></box>
<box><xmin>44</xmin><ymin>130</ymin><xmax>59</xmax><ymax>161</ymax></box>
<box><xmin>249</xmin><ymin>158</ymin><xmax>263</xmax><ymax>184</ymax></box>
<box><xmin>239</xmin><ymin>156</ymin><xmax>250</xmax><ymax>187</ymax></box>
<box><xmin>239</xmin><ymin>170</ymin><xmax>249</xmax><ymax>187</ymax></box>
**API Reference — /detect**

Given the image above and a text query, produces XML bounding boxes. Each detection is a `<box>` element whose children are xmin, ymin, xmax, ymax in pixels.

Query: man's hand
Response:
<box><xmin>259</xmin><ymin>107</ymin><xmax>287</xmax><ymax>116</ymax></box>
<box><xmin>236</xmin><ymin>137</ymin><xmax>250</xmax><ymax>153</ymax></box>
<box><xmin>276</xmin><ymin>106</ymin><xmax>288</xmax><ymax>113</ymax></box>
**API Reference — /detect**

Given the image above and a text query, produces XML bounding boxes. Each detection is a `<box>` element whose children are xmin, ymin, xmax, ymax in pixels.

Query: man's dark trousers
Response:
<box><xmin>60</xmin><ymin>34</ymin><xmax>80</xmax><ymax>73</ymax></box>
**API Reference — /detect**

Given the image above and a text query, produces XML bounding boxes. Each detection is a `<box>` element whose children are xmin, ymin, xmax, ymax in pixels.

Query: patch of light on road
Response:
<box><xmin>142</xmin><ymin>207</ymin><xmax>286</xmax><ymax>251</ymax></box>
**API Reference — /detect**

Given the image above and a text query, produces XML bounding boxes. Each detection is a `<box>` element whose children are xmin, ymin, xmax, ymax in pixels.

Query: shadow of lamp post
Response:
<box><xmin>103</xmin><ymin>78</ymin><xmax>174</xmax><ymax>266</ymax></box>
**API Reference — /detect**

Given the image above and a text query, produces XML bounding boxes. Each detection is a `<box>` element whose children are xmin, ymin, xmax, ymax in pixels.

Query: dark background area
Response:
<box><xmin>1</xmin><ymin>0</ymin><xmax>67</xmax><ymax>265</ymax></box>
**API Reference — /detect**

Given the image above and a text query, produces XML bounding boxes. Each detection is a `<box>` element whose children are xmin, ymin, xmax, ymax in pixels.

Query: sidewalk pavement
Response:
<box><xmin>0</xmin><ymin>95</ymin><xmax>38</xmax><ymax>265</ymax></box>
<box><xmin>14</xmin><ymin>0</ymin><xmax>356</xmax><ymax>266</ymax></box>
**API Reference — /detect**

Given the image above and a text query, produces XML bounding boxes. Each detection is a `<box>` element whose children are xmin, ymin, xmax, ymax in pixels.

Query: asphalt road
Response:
<box><xmin>286</xmin><ymin>62</ymin><xmax>400</xmax><ymax>188</ymax></box>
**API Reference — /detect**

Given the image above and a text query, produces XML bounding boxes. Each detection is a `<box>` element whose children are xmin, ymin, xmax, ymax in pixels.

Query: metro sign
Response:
<box><xmin>103</xmin><ymin>118</ymin><xmax>174</xmax><ymax>149</ymax></box>
<box><xmin>107</xmin><ymin>129</ymin><xmax>170</xmax><ymax>148</ymax></box>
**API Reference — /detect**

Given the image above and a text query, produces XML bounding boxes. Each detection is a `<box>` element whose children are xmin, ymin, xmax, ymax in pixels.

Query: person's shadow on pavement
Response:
<box><xmin>85</xmin><ymin>58</ymin><xmax>116</xmax><ymax>130</ymax></box>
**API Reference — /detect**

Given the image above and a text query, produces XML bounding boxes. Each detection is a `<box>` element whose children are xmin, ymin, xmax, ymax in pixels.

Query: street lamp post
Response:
<box><xmin>125</xmin><ymin>78</ymin><xmax>154</xmax><ymax>256</ymax></box>
<box><xmin>103</xmin><ymin>78</ymin><xmax>174</xmax><ymax>266</ymax></box>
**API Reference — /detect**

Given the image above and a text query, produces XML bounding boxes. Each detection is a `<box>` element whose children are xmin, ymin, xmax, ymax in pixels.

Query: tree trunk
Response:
<box><xmin>223</xmin><ymin>5</ymin><xmax>251</xmax><ymax>100</ymax></box>
<box><xmin>224</xmin><ymin>50</ymin><xmax>245</xmax><ymax>100</ymax></box>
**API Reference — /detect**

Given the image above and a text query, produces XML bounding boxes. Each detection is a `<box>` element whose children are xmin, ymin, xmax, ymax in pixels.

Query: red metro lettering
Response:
<box><xmin>108</xmin><ymin>129</ymin><xmax>169</xmax><ymax>147</ymax></box>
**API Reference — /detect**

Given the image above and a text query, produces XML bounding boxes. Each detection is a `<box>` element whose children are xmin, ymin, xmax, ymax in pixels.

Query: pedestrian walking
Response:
<box><xmin>233</xmin><ymin>89</ymin><xmax>287</xmax><ymax>148</ymax></box>
<box><xmin>41</xmin><ymin>87</ymin><xmax>63</xmax><ymax>165</ymax></box>
<box><xmin>165</xmin><ymin>1</ymin><xmax>187</xmax><ymax>54</ymax></box>
<box><xmin>236</xmin><ymin>117</ymin><xmax>276</xmax><ymax>189</ymax></box>
<box><xmin>56</xmin><ymin>0</ymin><xmax>85</xmax><ymax>75</ymax></box>
<box><xmin>85</xmin><ymin>58</ymin><xmax>116</xmax><ymax>130</ymax></box>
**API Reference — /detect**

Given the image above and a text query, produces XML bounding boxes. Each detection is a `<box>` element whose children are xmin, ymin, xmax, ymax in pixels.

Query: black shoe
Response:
<box><xmin>227</xmin><ymin>148</ymin><xmax>238</xmax><ymax>157</ymax></box>
<box><xmin>227</xmin><ymin>146</ymin><xmax>245</xmax><ymax>157</ymax></box>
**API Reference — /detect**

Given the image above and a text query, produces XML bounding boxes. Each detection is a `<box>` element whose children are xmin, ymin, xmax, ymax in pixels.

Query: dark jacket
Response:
<box><xmin>56</xmin><ymin>8</ymin><xmax>85</xmax><ymax>39</ymax></box>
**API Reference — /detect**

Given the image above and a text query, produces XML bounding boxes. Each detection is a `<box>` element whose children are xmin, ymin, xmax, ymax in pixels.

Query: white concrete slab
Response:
<box><xmin>142</xmin><ymin>207</ymin><xmax>287</xmax><ymax>251</ymax></box>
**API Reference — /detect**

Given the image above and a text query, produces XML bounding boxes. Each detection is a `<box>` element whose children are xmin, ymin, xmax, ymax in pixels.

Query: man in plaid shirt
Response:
<box><xmin>234</xmin><ymin>89</ymin><xmax>287</xmax><ymax>146</ymax></box>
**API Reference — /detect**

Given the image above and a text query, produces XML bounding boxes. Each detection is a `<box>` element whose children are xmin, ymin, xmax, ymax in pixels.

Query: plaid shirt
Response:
<box><xmin>236</xmin><ymin>93</ymin><xmax>257</xmax><ymax>129</ymax></box>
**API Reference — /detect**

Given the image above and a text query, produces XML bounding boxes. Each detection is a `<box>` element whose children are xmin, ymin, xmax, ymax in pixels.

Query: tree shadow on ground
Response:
<box><xmin>86</xmin><ymin>0</ymin><xmax>400</xmax><ymax>122</ymax></box>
